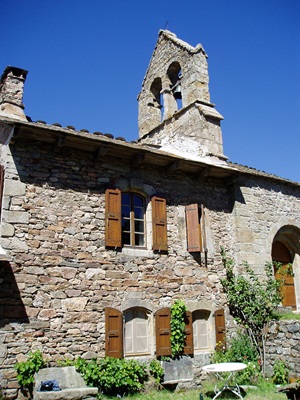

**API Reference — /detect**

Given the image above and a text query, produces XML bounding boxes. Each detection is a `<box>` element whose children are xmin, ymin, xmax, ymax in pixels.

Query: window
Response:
<box><xmin>124</xmin><ymin>308</ymin><xmax>149</xmax><ymax>355</ymax></box>
<box><xmin>105</xmin><ymin>189</ymin><xmax>167</xmax><ymax>251</ymax></box>
<box><xmin>105</xmin><ymin>307</ymin><xmax>151</xmax><ymax>358</ymax></box>
<box><xmin>193</xmin><ymin>310</ymin><xmax>211</xmax><ymax>350</ymax></box>
<box><xmin>155</xmin><ymin>307</ymin><xmax>225</xmax><ymax>357</ymax></box>
<box><xmin>122</xmin><ymin>193</ymin><xmax>145</xmax><ymax>247</ymax></box>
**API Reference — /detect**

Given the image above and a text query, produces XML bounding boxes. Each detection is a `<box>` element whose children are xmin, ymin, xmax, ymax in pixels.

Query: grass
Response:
<box><xmin>276</xmin><ymin>310</ymin><xmax>300</xmax><ymax>320</ymax></box>
<box><xmin>99</xmin><ymin>381</ymin><xmax>286</xmax><ymax>399</ymax></box>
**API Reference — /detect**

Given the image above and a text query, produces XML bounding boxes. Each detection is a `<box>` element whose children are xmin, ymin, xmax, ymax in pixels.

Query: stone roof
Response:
<box><xmin>2</xmin><ymin>115</ymin><xmax>299</xmax><ymax>187</ymax></box>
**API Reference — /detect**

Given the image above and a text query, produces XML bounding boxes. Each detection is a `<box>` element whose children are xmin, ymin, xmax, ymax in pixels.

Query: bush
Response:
<box><xmin>211</xmin><ymin>334</ymin><xmax>262</xmax><ymax>385</ymax></box>
<box><xmin>149</xmin><ymin>360</ymin><xmax>164</xmax><ymax>383</ymax></box>
<box><xmin>75</xmin><ymin>357</ymin><xmax>148</xmax><ymax>396</ymax></box>
<box><xmin>273</xmin><ymin>359</ymin><xmax>289</xmax><ymax>385</ymax></box>
<box><xmin>14</xmin><ymin>350</ymin><xmax>46</xmax><ymax>393</ymax></box>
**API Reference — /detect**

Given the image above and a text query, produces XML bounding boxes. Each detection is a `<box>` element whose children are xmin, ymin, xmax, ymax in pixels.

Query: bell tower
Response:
<box><xmin>138</xmin><ymin>30</ymin><xmax>227</xmax><ymax>164</ymax></box>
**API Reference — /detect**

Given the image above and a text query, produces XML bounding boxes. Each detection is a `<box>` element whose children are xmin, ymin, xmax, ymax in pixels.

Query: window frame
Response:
<box><xmin>122</xmin><ymin>192</ymin><xmax>146</xmax><ymax>248</ymax></box>
<box><xmin>123</xmin><ymin>307</ymin><xmax>151</xmax><ymax>356</ymax></box>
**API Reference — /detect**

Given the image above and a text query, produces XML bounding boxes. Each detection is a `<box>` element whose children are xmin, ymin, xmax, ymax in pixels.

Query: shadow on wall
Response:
<box><xmin>0</xmin><ymin>261</ymin><xmax>29</xmax><ymax>327</ymax></box>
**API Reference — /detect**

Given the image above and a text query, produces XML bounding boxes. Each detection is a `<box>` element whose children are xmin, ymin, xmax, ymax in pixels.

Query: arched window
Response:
<box><xmin>124</xmin><ymin>308</ymin><xmax>150</xmax><ymax>356</ymax></box>
<box><xmin>122</xmin><ymin>193</ymin><xmax>146</xmax><ymax>247</ymax></box>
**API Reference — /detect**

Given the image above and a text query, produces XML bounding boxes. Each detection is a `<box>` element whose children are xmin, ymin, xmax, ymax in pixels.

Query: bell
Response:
<box><xmin>173</xmin><ymin>83</ymin><xmax>182</xmax><ymax>99</ymax></box>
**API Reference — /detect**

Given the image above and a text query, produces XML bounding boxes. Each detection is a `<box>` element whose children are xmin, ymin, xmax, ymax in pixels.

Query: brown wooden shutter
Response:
<box><xmin>184</xmin><ymin>310</ymin><xmax>194</xmax><ymax>355</ymax></box>
<box><xmin>155</xmin><ymin>307</ymin><xmax>171</xmax><ymax>357</ymax></box>
<box><xmin>105</xmin><ymin>188</ymin><xmax>122</xmax><ymax>248</ymax></box>
<box><xmin>105</xmin><ymin>307</ymin><xmax>123</xmax><ymax>358</ymax></box>
<box><xmin>215</xmin><ymin>308</ymin><xmax>226</xmax><ymax>350</ymax></box>
<box><xmin>185</xmin><ymin>204</ymin><xmax>202</xmax><ymax>252</ymax></box>
<box><xmin>152</xmin><ymin>196</ymin><xmax>168</xmax><ymax>251</ymax></box>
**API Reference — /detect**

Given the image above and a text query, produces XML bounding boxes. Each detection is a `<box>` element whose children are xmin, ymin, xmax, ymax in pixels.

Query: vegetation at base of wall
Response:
<box><xmin>170</xmin><ymin>299</ymin><xmax>187</xmax><ymax>358</ymax></box>
<box><xmin>74</xmin><ymin>357</ymin><xmax>148</xmax><ymax>396</ymax></box>
<box><xmin>149</xmin><ymin>360</ymin><xmax>164</xmax><ymax>383</ymax></box>
<box><xmin>14</xmin><ymin>350</ymin><xmax>46</xmax><ymax>392</ymax></box>
<box><xmin>211</xmin><ymin>334</ymin><xmax>262</xmax><ymax>385</ymax></box>
<box><xmin>272</xmin><ymin>359</ymin><xmax>289</xmax><ymax>385</ymax></box>
<box><xmin>220</xmin><ymin>247</ymin><xmax>283</xmax><ymax>376</ymax></box>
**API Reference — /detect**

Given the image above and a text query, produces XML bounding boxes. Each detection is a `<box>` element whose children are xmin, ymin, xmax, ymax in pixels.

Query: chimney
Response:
<box><xmin>0</xmin><ymin>66</ymin><xmax>28</xmax><ymax>121</ymax></box>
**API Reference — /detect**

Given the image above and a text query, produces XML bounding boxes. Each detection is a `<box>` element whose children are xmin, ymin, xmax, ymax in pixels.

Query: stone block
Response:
<box><xmin>4</xmin><ymin>180</ymin><xmax>26</xmax><ymax>196</ymax></box>
<box><xmin>162</xmin><ymin>356</ymin><xmax>194</xmax><ymax>383</ymax></box>
<box><xmin>3</xmin><ymin>210</ymin><xmax>29</xmax><ymax>224</ymax></box>
<box><xmin>33</xmin><ymin>366</ymin><xmax>98</xmax><ymax>400</ymax></box>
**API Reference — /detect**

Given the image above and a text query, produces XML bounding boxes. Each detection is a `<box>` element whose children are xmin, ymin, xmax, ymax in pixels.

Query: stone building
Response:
<box><xmin>0</xmin><ymin>30</ymin><xmax>299</xmax><ymax>398</ymax></box>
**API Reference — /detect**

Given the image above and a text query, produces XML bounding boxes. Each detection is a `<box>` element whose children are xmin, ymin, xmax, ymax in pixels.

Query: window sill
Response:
<box><xmin>122</xmin><ymin>247</ymin><xmax>155</xmax><ymax>258</ymax></box>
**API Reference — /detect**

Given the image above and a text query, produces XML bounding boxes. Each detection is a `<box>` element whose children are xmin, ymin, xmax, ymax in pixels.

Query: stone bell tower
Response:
<box><xmin>138</xmin><ymin>30</ymin><xmax>226</xmax><ymax>164</ymax></box>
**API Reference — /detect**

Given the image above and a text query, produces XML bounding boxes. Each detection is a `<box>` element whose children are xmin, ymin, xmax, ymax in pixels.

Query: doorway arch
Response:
<box><xmin>271</xmin><ymin>225</ymin><xmax>300</xmax><ymax>310</ymax></box>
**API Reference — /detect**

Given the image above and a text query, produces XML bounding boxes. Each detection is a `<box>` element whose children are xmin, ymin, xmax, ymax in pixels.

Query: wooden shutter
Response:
<box><xmin>105</xmin><ymin>188</ymin><xmax>122</xmax><ymax>248</ymax></box>
<box><xmin>105</xmin><ymin>307</ymin><xmax>123</xmax><ymax>358</ymax></box>
<box><xmin>152</xmin><ymin>196</ymin><xmax>168</xmax><ymax>251</ymax></box>
<box><xmin>155</xmin><ymin>307</ymin><xmax>171</xmax><ymax>357</ymax></box>
<box><xmin>215</xmin><ymin>308</ymin><xmax>226</xmax><ymax>350</ymax></box>
<box><xmin>184</xmin><ymin>310</ymin><xmax>194</xmax><ymax>355</ymax></box>
<box><xmin>185</xmin><ymin>204</ymin><xmax>202</xmax><ymax>252</ymax></box>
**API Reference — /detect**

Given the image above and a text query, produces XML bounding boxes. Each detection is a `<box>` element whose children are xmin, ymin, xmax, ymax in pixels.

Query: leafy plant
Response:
<box><xmin>220</xmin><ymin>247</ymin><xmax>283</xmax><ymax>376</ymax></box>
<box><xmin>211</xmin><ymin>334</ymin><xmax>262</xmax><ymax>385</ymax></box>
<box><xmin>75</xmin><ymin>357</ymin><xmax>148</xmax><ymax>396</ymax></box>
<box><xmin>14</xmin><ymin>350</ymin><xmax>46</xmax><ymax>393</ymax></box>
<box><xmin>149</xmin><ymin>360</ymin><xmax>164</xmax><ymax>383</ymax></box>
<box><xmin>170</xmin><ymin>299</ymin><xmax>187</xmax><ymax>358</ymax></box>
<box><xmin>212</xmin><ymin>333</ymin><xmax>258</xmax><ymax>364</ymax></box>
<box><xmin>273</xmin><ymin>359</ymin><xmax>289</xmax><ymax>385</ymax></box>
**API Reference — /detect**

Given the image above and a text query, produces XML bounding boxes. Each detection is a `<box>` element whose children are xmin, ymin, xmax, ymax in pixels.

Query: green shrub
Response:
<box><xmin>149</xmin><ymin>360</ymin><xmax>164</xmax><ymax>383</ymax></box>
<box><xmin>75</xmin><ymin>357</ymin><xmax>148</xmax><ymax>396</ymax></box>
<box><xmin>273</xmin><ymin>359</ymin><xmax>289</xmax><ymax>385</ymax></box>
<box><xmin>212</xmin><ymin>333</ymin><xmax>258</xmax><ymax>364</ymax></box>
<box><xmin>14</xmin><ymin>350</ymin><xmax>46</xmax><ymax>392</ymax></box>
<box><xmin>211</xmin><ymin>334</ymin><xmax>262</xmax><ymax>385</ymax></box>
<box><xmin>170</xmin><ymin>299</ymin><xmax>187</xmax><ymax>358</ymax></box>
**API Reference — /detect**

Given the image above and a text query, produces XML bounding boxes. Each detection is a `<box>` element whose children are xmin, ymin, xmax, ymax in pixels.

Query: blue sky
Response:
<box><xmin>2</xmin><ymin>0</ymin><xmax>299</xmax><ymax>182</ymax></box>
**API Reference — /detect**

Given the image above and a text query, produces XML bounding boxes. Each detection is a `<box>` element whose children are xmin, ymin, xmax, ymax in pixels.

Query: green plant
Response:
<box><xmin>75</xmin><ymin>357</ymin><xmax>148</xmax><ymax>396</ymax></box>
<box><xmin>220</xmin><ymin>247</ymin><xmax>283</xmax><ymax>376</ymax></box>
<box><xmin>212</xmin><ymin>333</ymin><xmax>258</xmax><ymax>363</ymax></box>
<box><xmin>149</xmin><ymin>360</ymin><xmax>164</xmax><ymax>383</ymax></box>
<box><xmin>170</xmin><ymin>299</ymin><xmax>187</xmax><ymax>358</ymax></box>
<box><xmin>14</xmin><ymin>350</ymin><xmax>46</xmax><ymax>393</ymax></box>
<box><xmin>273</xmin><ymin>359</ymin><xmax>289</xmax><ymax>385</ymax></box>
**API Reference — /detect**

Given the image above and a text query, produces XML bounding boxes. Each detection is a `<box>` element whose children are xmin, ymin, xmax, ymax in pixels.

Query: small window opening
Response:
<box><xmin>150</xmin><ymin>78</ymin><xmax>163</xmax><ymax>121</ymax></box>
<box><xmin>167</xmin><ymin>62</ymin><xmax>182</xmax><ymax>110</ymax></box>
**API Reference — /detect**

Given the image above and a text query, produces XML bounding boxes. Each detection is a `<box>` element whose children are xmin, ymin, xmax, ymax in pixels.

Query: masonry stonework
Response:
<box><xmin>0</xmin><ymin>30</ymin><xmax>300</xmax><ymax>399</ymax></box>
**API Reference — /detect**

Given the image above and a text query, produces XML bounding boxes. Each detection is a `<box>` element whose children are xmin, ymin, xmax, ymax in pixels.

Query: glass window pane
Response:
<box><xmin>133</xmin><ymin>195</ymin><xmax>144</xmax><ymax>207</ymax></box>
<box><xmin>135</xmin><ymin>233</ymin><xmax>144</xmax><ymax>247</ymax></box>
<box><xmin>122</xmin><ymin>219</ymin><xmax>131</xmax><ymax>231</ymax></box>
<box><xmin>122</xmin><ymin>232</ymin><xmax>130</xmax><ymax>245</ymax></box>
<box><xmin>122</xmin><ymin>205</ymin><xmax>130</xmax><ymax>218</ymax></box>
<box><xmin>122</xmin><ymin>193</ymin><xmax>130</xmax><ymax>206</ymax></box>
<box><xmin>134</xmin><ymin>207</ymin><xmax>145</xmax><ymax>219</ymax></box>
<box><xmin>134</xmin><ymin>220</ymin><xmax>144</xmax><ymax>233</ymax></box>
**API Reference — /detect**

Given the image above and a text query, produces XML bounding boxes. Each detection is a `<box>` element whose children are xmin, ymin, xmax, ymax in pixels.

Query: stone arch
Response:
<box><xmin>268</xmin><ymin>220</ymin><xmax>300</xmax><ymax>310</ymax></box>
<box><xmin>150</xmin><ymin>77</ymin><xmax>163</xmax><ymax>122</ymax></box>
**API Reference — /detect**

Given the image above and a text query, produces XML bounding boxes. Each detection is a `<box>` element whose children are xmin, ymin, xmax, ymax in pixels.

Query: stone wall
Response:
<box><xmin>266</xmin><ymin>320</ymin><xmax>300</xmax><ymax>378</ymax></box>
<box><xmin>0</xmin><ymin>137</ymin><xmax>232</xmax><ymax>398</ymax></box>
<box><xmin>1</xmin><ymin>134</ymin><xmax>300</xmax><ymax>398</ymax></box>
